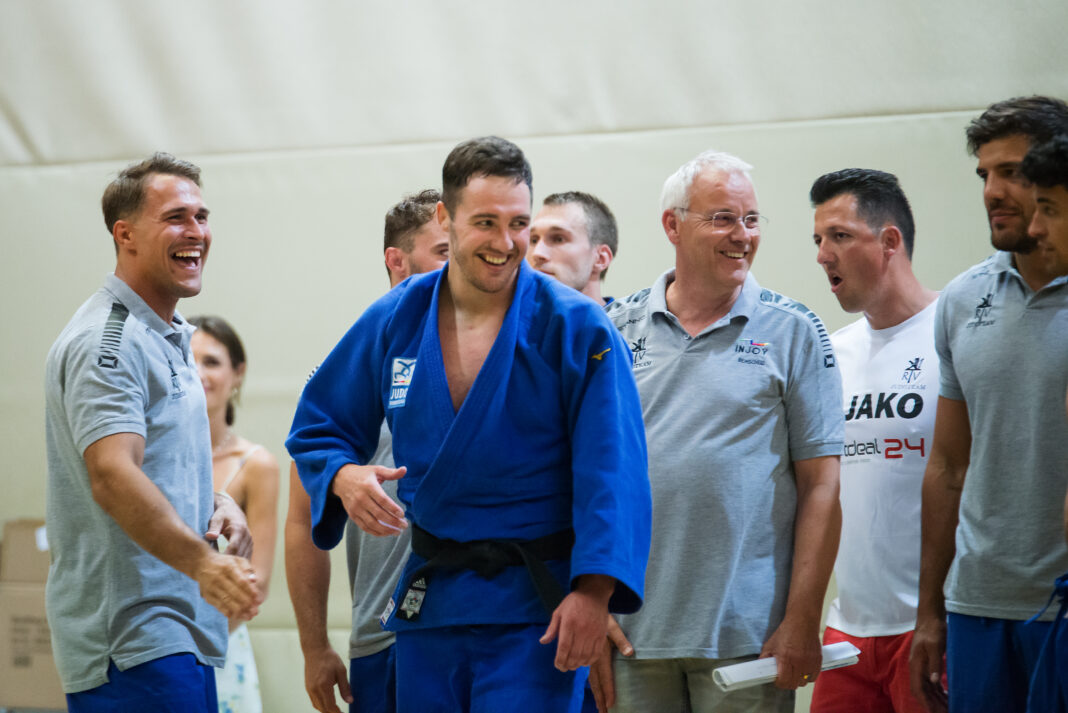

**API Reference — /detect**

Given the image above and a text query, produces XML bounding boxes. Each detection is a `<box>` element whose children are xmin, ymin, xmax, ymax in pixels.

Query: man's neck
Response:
<box><xmin>581</xmin><ymin>281</ymin><xmax>606</xmax><ymax>306</ymax></box>
<box><xmin>438</xmin><ymin>266</ymin><xmax>515</xmax><ymax>412</ymax></box>
<box><xmin>665</xmin><ymin>267</ymin><xmax>742</xmax><ymax>337</ymax></box>
<box><xmin>113</xmin><ymin>266</ymin><xmax>177</xmax><ymax>324</ymax></box>
<box><xmin>863</xmin><ymin>269</ymin><xmax>938</xmax><ymax>331</ymax></box>
<box><xmin>1013</xmin><ymin>250</ymin><xmax>1057</xmax><ymax>292</ymax></box>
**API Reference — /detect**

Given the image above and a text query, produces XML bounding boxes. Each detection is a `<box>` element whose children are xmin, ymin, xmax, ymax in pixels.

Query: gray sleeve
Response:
<box><xmin>783</xmin><ymin>316</ymin><xmax>844</xmax><ymax>462</ymax></box>
<box><xmin>63</xmin><ymin>324</ymin><xmax>148</xmax><ymax>455</ymax></box>
<box><xmin>935</xmin><ymin>290</ymin><xmax>964</xmax><ymax>402</ymax></box>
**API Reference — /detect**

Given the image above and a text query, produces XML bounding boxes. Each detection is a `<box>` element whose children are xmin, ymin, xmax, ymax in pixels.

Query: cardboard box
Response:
<box><xmin>0</xmin><ymin>518</ymin><xmax>51</xmax><ymax>583</ymax></box>
<box><xmin>0</xmin><ymin>582</ymin><xmax>66</xmax><ymax>710</ymax></box>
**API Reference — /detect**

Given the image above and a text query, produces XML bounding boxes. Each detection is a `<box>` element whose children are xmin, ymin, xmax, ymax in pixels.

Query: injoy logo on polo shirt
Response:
<box><xmin>735</xmin><ymin>338</ymin><xmax>770</xmax><ymax>365</ymax></box>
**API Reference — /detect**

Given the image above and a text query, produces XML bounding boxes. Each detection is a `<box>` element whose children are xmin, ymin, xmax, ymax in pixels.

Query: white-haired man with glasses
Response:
<box><xmin>602</xmin><ymin>150</ymin><xmax>843</xmax><ymax>712</ymax></box>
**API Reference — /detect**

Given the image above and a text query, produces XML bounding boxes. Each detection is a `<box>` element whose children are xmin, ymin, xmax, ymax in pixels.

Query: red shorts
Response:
<box><xmin>810</xmin><ymin>627</ymin><xmax>926</xmax><ymax>713</ymax></box>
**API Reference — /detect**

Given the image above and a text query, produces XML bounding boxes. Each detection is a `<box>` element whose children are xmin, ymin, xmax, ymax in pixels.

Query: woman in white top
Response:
<box><xmin>191</xmin><ymin>315</ymin><xmax>279</xmax><ymax>713</ymax></box>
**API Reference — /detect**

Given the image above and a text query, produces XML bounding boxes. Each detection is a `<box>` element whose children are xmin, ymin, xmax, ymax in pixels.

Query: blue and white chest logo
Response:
<box><xmin>966</xmin><ymin>292</ymin><xmax>996</xmax><ymax>328</ymax></box>
<box><xmin>735</xmin><ymin>338</ymin><xmax>771</xmax><ymax>365</ymax></box>
<box><xmin>389</xmin><ymin>358</ymin><xmax>416</xmax><ymax>409</ymax></box>
<box><xmin>630</xmin><ymin>337</ymin><xmax>653</xmax><ymax>369</ymax></box>
<box><xmin>902</xmin><ymin>357</ymin><xmax>924</xmax><ymax>384</ymax></box>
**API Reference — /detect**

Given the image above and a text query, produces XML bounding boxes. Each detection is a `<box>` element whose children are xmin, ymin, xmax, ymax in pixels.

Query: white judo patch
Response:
<box><xmin>389</xmin><ymin>357</ymin><xmax>416</xmax><ymax>408</ymax></box>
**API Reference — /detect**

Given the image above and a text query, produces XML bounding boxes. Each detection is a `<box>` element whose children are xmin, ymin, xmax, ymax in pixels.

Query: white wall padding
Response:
<box><xmin>1</xmin><ymin>0</ymin><xmax>1066</xmax><ymax>166</ymax></box>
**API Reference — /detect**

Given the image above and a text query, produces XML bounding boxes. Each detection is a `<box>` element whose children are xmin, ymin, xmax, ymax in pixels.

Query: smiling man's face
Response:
<box><xmin>667</xmin><ymin>168</ymin><xmax>760</xmax><ymax>290</ymax></box>
<box><xmin>441</xmin><ymin>175</ymin><xmax>531</xmax><ymax>296</ymax></box>
<box><xmin>116</xmin><ymin>172</ymin><xmax>211</xmax><ymax>320</ymax></box>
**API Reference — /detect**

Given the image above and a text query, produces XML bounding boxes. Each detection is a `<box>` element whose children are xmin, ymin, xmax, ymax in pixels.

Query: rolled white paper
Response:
<box><xmin>712</xmin><ymin>641</ymin><xmax>861</xmax><ymax>692</ymax></box>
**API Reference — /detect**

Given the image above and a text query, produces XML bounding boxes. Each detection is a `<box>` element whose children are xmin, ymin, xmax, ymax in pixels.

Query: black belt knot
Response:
<box><xmin>397</xmin><ymin>524</ymin><xmax>574</xmax><ymax>621</ymax></box>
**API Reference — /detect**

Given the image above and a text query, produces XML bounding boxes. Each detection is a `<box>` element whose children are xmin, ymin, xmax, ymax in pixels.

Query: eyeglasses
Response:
<box><xmin>674</xmin><ymin>208</ymin><xmax>768</xmax><ymax>232</ymax></box>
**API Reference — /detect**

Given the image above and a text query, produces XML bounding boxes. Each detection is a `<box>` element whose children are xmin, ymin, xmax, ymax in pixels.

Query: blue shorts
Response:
<box><xmin>350</xmin><ymin>645</ymin><xmax>397</xmax><ymax>713</ymax></box>
<box><xmin>1027</xmin><ymin>585</ymin><xmax>1068</xmax><ymax>713</ymax></box>
<box><xmin>394</xmin><ymin>624</ymin><xmax>586</xmax><ymax>713</ymax></box>
<box><xmin>66</xmin><ymin>653</ymin><xmax>217</xmax><ymax>713</ymax></box>
<box><xmin>946</xmin><ymin>612</ymin><xmax>1051</xmax><ymax>713</ymax></box>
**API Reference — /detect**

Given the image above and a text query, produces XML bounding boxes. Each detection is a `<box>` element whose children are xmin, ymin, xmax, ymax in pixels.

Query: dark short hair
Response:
<box><xmin>965</xmin><ymin>96</ymin><xmax>1068</xmax><ymax>156</ymax></box>
<box><xmin>384</xmin><ymin>189</ymin><xmax>441</xmax><ymax>253</ymax></box>
<box><xmin>543</xmin><ymin>191</ymin><xmax>619</xmax><ymax>279</ymax></box>
<box><xmin>1021</xmin><ymin>135</ymin><xmax>1068</xmax><ymax>191</ymax></box>
<box><xmin>441</xmin><ymin>136</ymin><xmax>532</xmax><ymax>215</ymax></box>
<box><xmin>810</xmin><ymin>168</ymin><xmax>917</xmax><ymax>259</ymax></box>
<box><xmin>102</xmin><ymin>152</ymin><xmax>202</xmax><ymax>234</ymax></box>
<box><xmin>188</xmin><ymin>315</ymin><xmax>246</xmax><ymax>427</ymax></box>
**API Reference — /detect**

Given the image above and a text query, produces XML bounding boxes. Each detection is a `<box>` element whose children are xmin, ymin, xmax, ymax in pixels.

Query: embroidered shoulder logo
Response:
<box><xmin>591</xmin><ymin>347</ymin><xmax>611</xmax><ymax>361</ymax></box>
<box><xmin>389</xmin><ymin>357</ymin><xmax>417</xmax><ymax>409</ymax></box>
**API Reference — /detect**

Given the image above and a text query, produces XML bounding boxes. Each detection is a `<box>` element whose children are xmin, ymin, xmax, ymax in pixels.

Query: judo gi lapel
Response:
<box><xmin>410</xmin><ymin>263</ymin><xmax>531</xmax><ymax>530</ymax></box>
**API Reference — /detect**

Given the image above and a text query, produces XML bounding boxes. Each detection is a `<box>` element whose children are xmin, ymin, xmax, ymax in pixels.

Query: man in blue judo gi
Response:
<box><xmin>287</xmin><ymin>136</ymin><xmax>652</xmax><ymax>712</ymax></box>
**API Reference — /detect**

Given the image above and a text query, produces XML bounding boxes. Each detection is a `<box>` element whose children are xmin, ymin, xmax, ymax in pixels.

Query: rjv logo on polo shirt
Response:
<box><xmin>388</xmin><ymin>358</ymin><xmax>416</xmax><ymax>408</ymax></box>
<box><xmin>966</xmin><ymin>292</ymin><xmax>996</xmax><ymax>328</ymax></box>
<box><xmin>630</xmin><ymin>337</ymin><xmax>652</xmax><ymax>369</ymax></box>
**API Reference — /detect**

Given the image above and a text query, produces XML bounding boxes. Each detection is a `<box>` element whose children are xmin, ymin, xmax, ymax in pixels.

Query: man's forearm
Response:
<box><xmin>287</xmin><ymin>525</ymin><xmax>334</xmax><ymax>651</ymax></box>
<box><xmin>916</xmin><ymin>464</ymin><xmax>962</xmax><ymax>619</ymax></box>
<box><xmin>286</xmin><ymin>464</ymin><xmax>334</xmax><ymax>653</ymax></box>
<box><xmin>784</xmin><ymin>457</ymin><xmax>841</xmax><ymax>627</ymax></box>
<box><xmin>86</xmin><ymin>434</ymin><xmax>215</xmax><ymax>579</ymax></box>
<box><xmin>916</xmin><ymin>397</ymin><xmax>970</xmax><ymax>621</ymax></box>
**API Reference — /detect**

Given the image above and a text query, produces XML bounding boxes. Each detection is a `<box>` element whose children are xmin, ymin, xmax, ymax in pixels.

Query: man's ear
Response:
<box><xmin>113</xmin><ymin>219</ymin><xmax>133</xmax><ymax>253</ymax></box>
<box><xmin>662</xmin><ymin>209</ymin><xmax>682</xmax><ymax>245</ymax></box>
<box><xmin>436</xmin><ymin>201</ymin><xmax>450</xmax><ymax>232</ymax></box>
<box><xmin>384</xmin><ymin>247</ymin><xmax>410</xmax><ymax>281</ymax></box>
<box><xmin>880</xmin><ymin>224</ymin><xmax>903</xmax><ymax>258</ymax></box>
<box><xmin>593</xmin><ymin>244</ymin><xmax>614</xmax><ymax>278</ymax></box>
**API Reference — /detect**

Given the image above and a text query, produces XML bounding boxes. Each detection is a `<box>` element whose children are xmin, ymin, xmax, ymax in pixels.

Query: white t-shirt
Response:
<box><xmin>826</xmin><ymin>299</ymin><xmax>938</xmax><ymax>637</ymax></box>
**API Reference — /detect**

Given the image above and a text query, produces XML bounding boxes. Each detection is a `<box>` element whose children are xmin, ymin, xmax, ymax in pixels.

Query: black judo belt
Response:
<box><xmin>394</xmin><ymin>524</ymin><xmax>574</xmax><ymax>622</ymax></box>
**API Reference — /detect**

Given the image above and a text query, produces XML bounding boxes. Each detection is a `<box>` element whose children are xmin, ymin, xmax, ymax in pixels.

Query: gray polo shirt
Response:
<box><xmin>44</xmin><ymin>274</ymin><xmax>226</xmax><ymax>693</ymax></box>
<box><xmin>606</xmin><ymin>270</ymin><xmax>843</xmax><ymax>659</ymax></box>
<box><xmin>937</xmin><ymin>252</ymin><xmax>1068</xmax><ymax>620</ymax></box>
